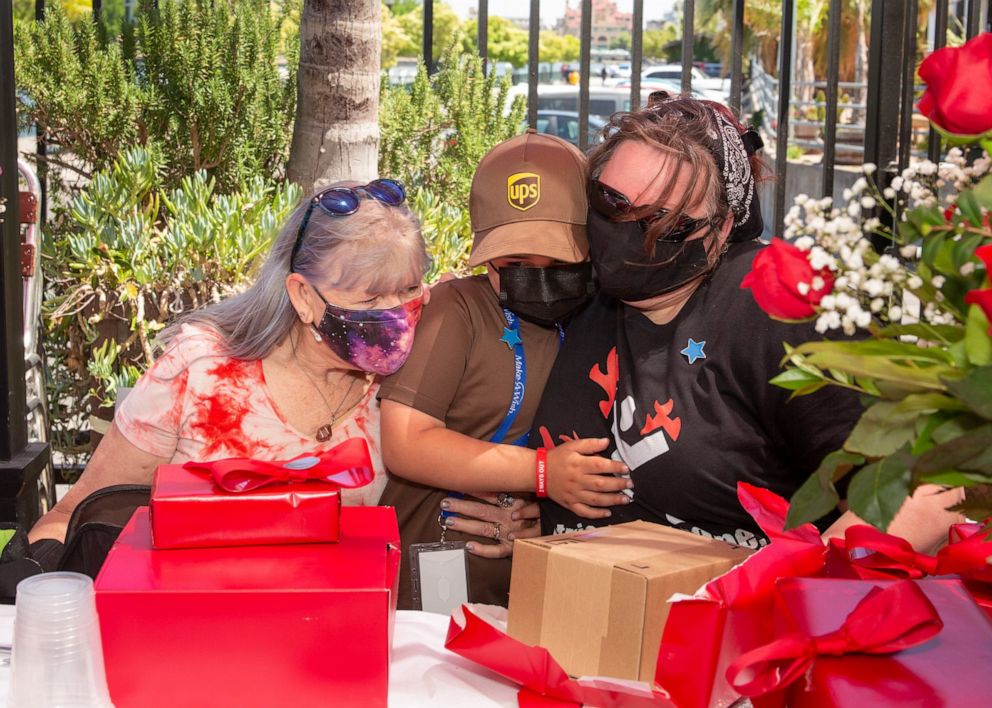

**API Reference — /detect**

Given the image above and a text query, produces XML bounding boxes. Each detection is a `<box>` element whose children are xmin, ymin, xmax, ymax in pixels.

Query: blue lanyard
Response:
<box><xmin>441</xmin><ymin>311</ymin><xmax>563</xmax><ymax>518</ymax></box>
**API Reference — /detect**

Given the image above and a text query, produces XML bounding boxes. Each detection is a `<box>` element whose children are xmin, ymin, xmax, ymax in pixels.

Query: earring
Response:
<box><xmin>310</xmin><ymin>325</ymin><xmax>323</xmax><ymax>343</ymax></box>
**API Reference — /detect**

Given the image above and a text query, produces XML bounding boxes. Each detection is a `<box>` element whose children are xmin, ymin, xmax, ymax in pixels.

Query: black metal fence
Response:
<box><xmin>1</xmin><ymin>0</ymin><xmax>992</xmax><ymax>524</ymax></box>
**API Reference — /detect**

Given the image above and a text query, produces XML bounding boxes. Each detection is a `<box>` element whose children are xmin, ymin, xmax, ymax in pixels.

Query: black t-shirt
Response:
<box><xmin>531</xmin><ymin>241</ymin><xmax>863</xmax><ymax>548</ymax></box>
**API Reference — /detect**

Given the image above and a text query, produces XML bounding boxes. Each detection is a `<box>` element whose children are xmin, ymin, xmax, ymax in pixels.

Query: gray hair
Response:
<box><xmin>161</xmin><ymin>184</ymin><xmax>429</xmax><ymax>360</ymax></box>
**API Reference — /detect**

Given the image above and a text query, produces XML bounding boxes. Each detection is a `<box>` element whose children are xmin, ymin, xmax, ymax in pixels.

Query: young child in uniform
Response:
<box><xmin>378</xmin><ymin>130</ymin><xmax>631</xmax><ymax>609</ymax></box>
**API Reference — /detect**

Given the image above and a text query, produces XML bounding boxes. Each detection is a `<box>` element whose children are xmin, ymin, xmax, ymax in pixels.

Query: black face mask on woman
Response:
<box><xmin>498</xmin><ymin>261</ymin><xmax>595</xmax><ymax>327</ymax></box>
<box><xmin>587</xmin><ymin>209</ymin><xmax>716</xmax><ymax>302</ymax></box>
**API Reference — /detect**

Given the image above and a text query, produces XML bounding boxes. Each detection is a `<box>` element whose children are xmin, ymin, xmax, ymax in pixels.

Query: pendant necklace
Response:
<box><xmin>299</xmin><ymin>366</ymin><xmax>366</xmax><ymax>442</ymax></box>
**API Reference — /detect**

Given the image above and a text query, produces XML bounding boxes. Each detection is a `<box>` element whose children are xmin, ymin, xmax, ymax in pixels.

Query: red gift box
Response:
<box><xmin>732</xmin><ymin>577</ymin><xmax>992</xmax><ymax>707</ymax></box>
<box><xmin>95</xmin><ymin>506</ymin><xmax>400</xmax><ymax>708</ymax></box>
<box><xmin>150</xmin><ymin>439</ymin><xmax>374</xmax><ymax>549</ymax></box>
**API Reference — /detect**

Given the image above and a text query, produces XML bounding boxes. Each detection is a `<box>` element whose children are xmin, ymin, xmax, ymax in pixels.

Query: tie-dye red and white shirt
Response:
<box><xmin>115</xmin><ymin>324</ymin><xmax>386</xmax><ymax>506</ymax></box>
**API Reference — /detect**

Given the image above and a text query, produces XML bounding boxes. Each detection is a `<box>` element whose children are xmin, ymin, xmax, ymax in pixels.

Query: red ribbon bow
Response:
<box><xmin>836</xmin><ymin>524</ymin><xmax>992</xmax><ymax>582</ymax></box>
<box><xmin>182</xmin><ymin>438</ymin><xmax>375</xmax><ymax>493</ymax></box>
<box><xmin>726</xmin><ymin>579</ymin><xmax>943</xmax><ymax>697</ymax></box>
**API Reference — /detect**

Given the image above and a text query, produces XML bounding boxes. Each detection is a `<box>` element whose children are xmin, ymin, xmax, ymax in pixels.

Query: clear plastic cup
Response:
<box><xmin>8</xmin><ymin>572</ymin><xmax>114</xmax><ymax>708</ymax></box>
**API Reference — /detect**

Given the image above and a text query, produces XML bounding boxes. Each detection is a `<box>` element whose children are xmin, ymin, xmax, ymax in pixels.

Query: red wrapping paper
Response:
<box><xmin>95</xmin><ymin>506</ymin><xmax>401</xmax><ymax>708</ymax></box>
<box><xmin>747</xmin><ymin>577</ymin><xmax>992</xmax><ymax>707</ymax></box>
<box><xmin>150</xmin><ymin>439</ymin><xmax>374</xmax><ymax>549</ymax></box>
<box><xmin>656</xmin><ymin>484</ymin><xmax>992</xmax><ymax>707</ymax></box>
<box><xmin>445</xmin><ymin>605</ymin><xmax>676</xmax><ymax>708</ymax></box>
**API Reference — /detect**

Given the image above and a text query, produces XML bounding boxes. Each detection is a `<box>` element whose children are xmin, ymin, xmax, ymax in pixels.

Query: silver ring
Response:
<box><xmin>496</xmin><ymin>493</ymin><xmax>515</xmax><ymax>509</ymax></box>
<box><xmin>491</xmin><ymin>522</ymin><xmax>501</xmax><ymax>542</ymax></box>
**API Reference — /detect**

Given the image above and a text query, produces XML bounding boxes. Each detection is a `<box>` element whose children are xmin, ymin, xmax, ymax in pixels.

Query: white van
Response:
<box><xmin>508</xmin><ymin>85</ymin><xmax>658</xmax><ymax>120</ymax></box>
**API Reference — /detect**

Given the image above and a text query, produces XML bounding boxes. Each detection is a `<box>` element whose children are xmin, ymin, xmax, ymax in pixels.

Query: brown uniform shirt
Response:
<box><xmin>377</xmin><ymin>275</ymin><xmax>561</xmax><ymax>609</ymax></box>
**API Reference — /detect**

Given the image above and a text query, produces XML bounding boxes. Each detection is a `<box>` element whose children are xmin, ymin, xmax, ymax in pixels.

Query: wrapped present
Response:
<box><xmin>95</xmin><ymin>506</ymin><xmax>400</xmax><ymax>708</ymax></box>
<box><xmin>150</xmin><ymin>438</ymin><xmax>374</xmax><ymax>549</ymax></box>
<box><xmin>445</xmin><ymin>604</ymin><xmax>676</xmax><ymax>708</ymax></box>
<box><xmin>727</xmin><ymin>577</ymin><xmax>992</xmax><ymax>707</ymax></box>
<box><xmin>656</xmin><ymin>484</ymin><xmax>992</xmax><ymax>707</ymax></box>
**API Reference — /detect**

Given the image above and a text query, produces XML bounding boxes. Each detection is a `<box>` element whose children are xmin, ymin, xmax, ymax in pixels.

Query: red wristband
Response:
<box><xmin>535</xmin><ymin>448</ymin><xmax>548</xmax><ymax>498</ymax></box>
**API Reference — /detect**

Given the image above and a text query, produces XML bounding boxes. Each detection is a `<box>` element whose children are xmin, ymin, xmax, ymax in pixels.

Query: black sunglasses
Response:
<box><xmin>290</xmin><ymin>179</ymin><xmax>406</xmax><ymax>272</ymax></box>
<box><xmin>590</xmin><ymin>179</ymin><xmax>710</xmax><ymax>243</ymax></box>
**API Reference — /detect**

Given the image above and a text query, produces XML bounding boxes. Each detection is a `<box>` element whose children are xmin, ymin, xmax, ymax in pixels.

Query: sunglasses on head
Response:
<box><xmin>589</xmin><ymin>179</ymin><xmax>710</xmax><ymax>243</ymax></box>
<box><xmin>290</xmin><ymin>179</ymin><xmax>406</xmax><ymax>272</ymax></box>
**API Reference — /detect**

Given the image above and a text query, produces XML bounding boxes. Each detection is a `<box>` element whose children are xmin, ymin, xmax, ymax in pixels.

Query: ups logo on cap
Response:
<box><xmin>507</xmin><ymin>172</ymin><xmax>540</xmax><ymax>211</ymax></box>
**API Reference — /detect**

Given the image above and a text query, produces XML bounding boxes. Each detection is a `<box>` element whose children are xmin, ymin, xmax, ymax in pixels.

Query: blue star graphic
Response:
<box><xmin>680</xmin><ymin>338</ymin><xmax>706</xmax><ymax>364</ymax></box>
<box><xmin>500</xmin><ymin>327</ymin><xmax>522</xmax><ymax>350</ymax></box>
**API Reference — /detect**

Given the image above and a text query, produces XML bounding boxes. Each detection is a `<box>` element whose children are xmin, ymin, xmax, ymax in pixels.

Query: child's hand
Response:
<box><xmin>546</xmin><ymin>438</ymin><xmax>631</xmax><ymax>519</ymax></box>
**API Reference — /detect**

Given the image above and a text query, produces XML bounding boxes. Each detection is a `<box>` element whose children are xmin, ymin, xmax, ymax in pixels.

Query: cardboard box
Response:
<box><xmin>95</xmin><ymin>506</ymin><xmax>400</xmax><ymax>708</ymax></box>
<box><xmin>507</xmin><ymin>521</ymin><xmax>752</xmax><ymax>681</ymax></box>
<box><xmin>150</xmin><ymin>463</ymin><xmax>341</xmax><ymax>549</ymax></box>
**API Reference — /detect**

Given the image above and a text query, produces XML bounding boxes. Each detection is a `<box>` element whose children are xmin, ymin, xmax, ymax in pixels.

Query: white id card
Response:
<box><xmin>409</xmin><ymin>541</ymin><xmax>470</xmax><ymax>615</ymax></box>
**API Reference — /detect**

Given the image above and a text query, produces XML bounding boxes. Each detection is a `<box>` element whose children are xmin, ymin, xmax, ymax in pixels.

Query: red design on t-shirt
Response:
<box><xmin>589</xmin><ymin>347</ymin><xmax>619</xmax><ymax>419</ymax></box>
<box><xmin>640</xmin><ymin>399</ymin><xmax>682</xmax><ymax>441</ymax></box>
<box><xmin>538</xmin><ymin>426</ymin><xmax>581</xmax><ymax>450</ymax></box>
<box><xmin>188</xmin><ymin>359</ymin><xmax>263</xmax><ymax>458</ymax></box>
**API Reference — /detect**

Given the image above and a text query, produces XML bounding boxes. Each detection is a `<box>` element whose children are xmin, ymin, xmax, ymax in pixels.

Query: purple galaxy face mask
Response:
<box><xmin>314</xmin><ymin>292</ymin><xmax>424</xmax><ymax>376</ymax></box>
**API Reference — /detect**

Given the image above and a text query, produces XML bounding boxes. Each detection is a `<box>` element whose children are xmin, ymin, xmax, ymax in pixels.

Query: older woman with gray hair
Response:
<box><xmin>30</xmin><ymin>180</ymin><xmax>430</xmax><ymax>543</ymax></box>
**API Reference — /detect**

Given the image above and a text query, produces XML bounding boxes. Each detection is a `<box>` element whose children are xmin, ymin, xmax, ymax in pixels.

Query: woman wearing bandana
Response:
<box><xmin>30</xmin><ymin>180</ymin><xmax>429</xmax><ymax>544</ymax></box>
<box><xmin>530</xmin><ymin>94</ymin><xmax>962</xmax><ymax>552</ymax></box>
<box><xmin>380</xmin><ymin>132</ymin><xmax>630</xmax><ymax>609</ymax></box>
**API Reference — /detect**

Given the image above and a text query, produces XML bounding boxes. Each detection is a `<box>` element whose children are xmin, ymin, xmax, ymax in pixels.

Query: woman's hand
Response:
<box><xmin>546</xmin><ymin>438</ymin><xmax>631</xmax><ymax>519</ymax></box>
<box><xmin>440</xmin><ymin>494</ymin><xmax>541</xmax><ymax>559</ymax></box>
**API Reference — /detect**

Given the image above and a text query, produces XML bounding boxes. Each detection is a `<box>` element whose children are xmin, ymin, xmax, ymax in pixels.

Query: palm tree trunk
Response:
<box><xmin>287</xmin><ymin>0</ymin><xmax>381</xmax><ymax>193</ymax></box>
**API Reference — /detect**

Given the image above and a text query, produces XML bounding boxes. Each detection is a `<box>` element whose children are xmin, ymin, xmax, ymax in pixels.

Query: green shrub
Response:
<box><xmin>379</xmin><ymin>53</ymin><xmax>525</xmax><ymax>277</ymax></box>
<box><xmin>15</xmin><ymin>0</ymin><xmax>297</xmax><ymax>195</ymax></box>
<box><xmin>44</xmin><ymin>147</ymin><xmax>301</xmax><ymax>458</ymax></box>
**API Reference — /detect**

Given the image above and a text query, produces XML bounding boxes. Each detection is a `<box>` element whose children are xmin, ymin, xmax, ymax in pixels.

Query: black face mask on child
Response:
<box><xmin>498</xmin><ymin>261</ymin><xmax>595</xmax><ymax>327</ymax></box>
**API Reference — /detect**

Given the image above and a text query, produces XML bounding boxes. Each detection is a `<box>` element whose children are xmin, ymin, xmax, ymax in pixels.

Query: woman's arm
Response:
<box><xmin>381</xmin><ymin>400</ymin><xmax>632</xmax><ymax>519</ymax></box>
<box><xmin>823</xmin><ymin>484</ymin><xmax>966</xmax><ymax>554</ymax></box>
<box><xmin>28</xmin><ymin>423</ymin><xmax>170</xmax><ymax>543</ymax></box>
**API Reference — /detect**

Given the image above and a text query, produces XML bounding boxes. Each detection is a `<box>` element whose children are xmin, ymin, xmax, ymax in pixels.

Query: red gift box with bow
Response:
<box><xmin>728</xmin><ymin>577</ymin><xmax>992</xmax><ymax>707</ymax></box>
<box><xmin>150</xmin><ymin>438</ymin><xmax>375</xmax><ymax>549</ymax></box>
<box><xmin>95</xmin><ymin>505</ymin><xmax>401</xmax><ymax>708</ymax></box>
<box><xmin>655</xmin><ymin>484</ymin><xmax>992</xmax><ymax>707</ymax></box>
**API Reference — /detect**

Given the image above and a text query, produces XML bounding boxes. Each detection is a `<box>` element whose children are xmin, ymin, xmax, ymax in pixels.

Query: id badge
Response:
<box><xmin>409</xmin><ymin>541</ymin><xmax>470</xmax><ymax>615</ymax></box>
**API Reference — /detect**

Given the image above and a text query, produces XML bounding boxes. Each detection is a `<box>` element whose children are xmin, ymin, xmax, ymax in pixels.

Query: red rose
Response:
<box><xmin>964</xmin><ymin>243</ymin><xmax>992</xmax><ymax>334</ymax></box>
<box><xmin>741</xmin><ymin>238</ymin><xmax>835</xmax><ymax>320</ymax></box>
<box><xmin>918</xmin><ymin>33</ymin><xmax>992</xmax><ymax>138</ymax></box>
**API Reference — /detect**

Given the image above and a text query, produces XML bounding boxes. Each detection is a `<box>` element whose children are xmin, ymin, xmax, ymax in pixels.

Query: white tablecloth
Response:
<box><xmin>0</xmin><ymin>606</ymin><xmax>520</xmax><ymax>706</ymax></box>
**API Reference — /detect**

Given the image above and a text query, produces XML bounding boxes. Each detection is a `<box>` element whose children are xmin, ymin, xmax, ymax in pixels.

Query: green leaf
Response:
<box><xmin>847</xmin><ymin>448</ymin><xmax>914</xmax><ymax>531</ymax></box>
<box><xmin>0</xmin><ymin>528</ymin><xmax>16</xmax><ymax>556</ymax></box>
<box><xmin>769</xmin><ymin>367</ymin><xmax>825</xmax><ymax>391</ymax></box>
<box><xmin>964</xmin><ymin>305</ymin><xmax>992</xmax><ymax>367</ymax></box>
<box><xmin>844</xmin><ymin>401</ymin><xmax>922</xmax><ymax>457</ymax></box>
<box><xmin>917</xmin><ymin>471</ymin><xmax>992</xmax><ymax>486</ymax></box>
<box><xmin>943</xmin><ymin>366</ymin><xmax>992</xmax><ymax>419</ymax></box>
<box><xmin>872</xmin><ymin>322</ymin><xmax>965</xmax><ymax>344</ymax></box>
<box><xmin>794</xmin><ymin>345</ymin><xmax>949</xmax><ymax>392</ymax></box>
<box><xmin>785</xmin><ymin>450</ymin><xmax>865</xmax><ymax>530</ymax></box>
<box><xmin>912</xmin><ymin>410</ymin><xmax>959</xmax><ymax>456</ymax></box>
<box><xmin>956</xmin><ymin>189</ymin><xmax>985</xmax><ymax>229</ymax></box>
<box><xmin>913</xmin><ymin>424</ymin><xmax>992</xmax><ymax>479</ymax></box>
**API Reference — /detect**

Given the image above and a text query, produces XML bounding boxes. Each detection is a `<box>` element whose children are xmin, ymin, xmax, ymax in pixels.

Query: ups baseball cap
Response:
<box><xmin>468</xmin><ymin>130</ymin><xmax>589</xmax><ymax>267</ymax></box>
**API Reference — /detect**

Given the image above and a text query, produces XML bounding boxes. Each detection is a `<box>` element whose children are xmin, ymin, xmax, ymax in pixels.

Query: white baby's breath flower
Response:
<box><xmin>960</xmin><ymin>262</ymin><xmax>977</xmax><ymax>277</ymax></box>
<box><xmin>870</xmin><ymin>298</ymin><xmax>884</xmax><ymax>313</ymax></box>
<box><xmin>820</xmin><ymin>294</ymin><xmax>836</xmax><ymax>310</ymax></box>
<box><xmin>797</xmin><ymin>282</ymin><xmax>811</xmax><ymax>296</ymax></box>
<box><xmin>861</xmin><ymin>196</ymin><xmax>877</xmax><ymax>209</ymax></box>
<box><xmin>863</xmin><ymin>163</ymin><xmax>877</xmax><ymax>175</ymax></box>
<box><xmin>811</xmin><ymin>276</ymin><xmax>826</xmax><ymax>291</ymax></box>
<box><xmin>847</xmin><ymin>202</ymin><xmax>861</xmax><ymax>217</ymax></box>
<box><xmin>794</xmin><ymin>236</ymin><xmax>815</xmax><ymax>251</ymax></box>
<box><xmin>864</xmin><ymin>278</ymin><xmax>884</xmax><ymax>297</ymax></box>
<box><xmin>932</xmin><ymin>275</ymin><xmax>946</xmax><ymax>288</ymax></box>
<box><xmin>883</xmin><ymin>187</ymin><xmax>896</xmax><ymax>199</ymax></box>
<box><xmin>889</xmin><ymin>306</ymin><xmax>903</xmax><ymax>322</ymax></box>
<box><xmin>891</xmin><ymin>176</ymin><xmax>904</xmax><ymax>192</ymax></box>
<box><xmin>855</xmin><ymin>310</ymin><xmax>872</xmax><ymax>328</ymax></box>
<box><xmin>842</xmin><ymin>188</ymin><xmax>853</xmax><ymax>202</ymax></box>
<box><xmin>899</xmin><ymin>245</ymin><xmax>919</xmax><ymax>259</ymax></box>
<box><xmin>907</xmin><ymin>276</ymin><xmax>924</xmax><ymax>290</ymax></box>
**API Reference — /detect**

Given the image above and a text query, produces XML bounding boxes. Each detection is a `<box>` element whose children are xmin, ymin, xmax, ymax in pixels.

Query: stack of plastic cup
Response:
<box><xmin>8</xmin><ymin>572</ymin><xmax>114</xmax><ymax>707</ymax></box>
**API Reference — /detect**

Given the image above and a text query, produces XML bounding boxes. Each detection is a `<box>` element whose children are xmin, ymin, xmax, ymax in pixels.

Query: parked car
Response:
<box><xmin>641</xmin><ymin>64</ymin><xmax>729</xmax><ymax>102</ymax></box>
<box><xmin>529</xmin><ymin>111</ymin><xmax>607</xmax><ymax>147</ymax></box>
<box><xmin>615</xmin><ymin>78</ymin><xmax>722</xmax><ymax>104</ymax></box>
<box><xmin>508</xmin><ymin>84</ymin><xmax>660</xmax><ymax>120</ymax></box>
